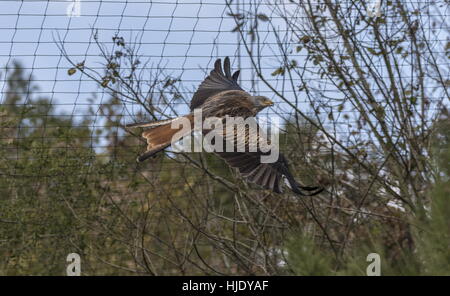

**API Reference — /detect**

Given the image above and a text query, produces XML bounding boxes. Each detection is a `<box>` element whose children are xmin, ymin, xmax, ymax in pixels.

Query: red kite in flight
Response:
<box><xmin>127</xmin><ymin>57</ymin><xmax>322</xmax><ymax>196</ymax></box>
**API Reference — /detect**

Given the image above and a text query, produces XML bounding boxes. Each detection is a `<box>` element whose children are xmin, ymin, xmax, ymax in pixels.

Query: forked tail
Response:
<box><xmin>126</xmin><ymin>115</ymin><xmax>194</xmax><ymax>162</ymax></box>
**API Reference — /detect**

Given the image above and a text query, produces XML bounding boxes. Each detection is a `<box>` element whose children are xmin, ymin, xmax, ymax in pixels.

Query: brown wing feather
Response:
<box><xmin>214</xmin><ymin>120</ymin><xmax>323</xmax><ymax>196</ymax></box>
<box><xmin>190</xmin><ymin>57</ymin><xmax>243</xmax><ymax>110</ymax></box>
<box><xmin>200</xmin><ymin>90</ymin><xmax>255</xmax><ymax>118</ymax></box>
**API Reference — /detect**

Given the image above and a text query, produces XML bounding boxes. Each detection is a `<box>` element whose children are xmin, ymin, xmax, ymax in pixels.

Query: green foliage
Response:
<box><xmin>287</xmin><ymin>233</ymin><xmax>335</xmax><ymax>276</ymax></box>
<box><xmin>0</xmin><ymin>62</ymin><xmax>99</xmax><ymax>275</ymax></box>
<box><xmin>286</xmin><ymin>117</ymin><xmax>450</xmax><ymax>276</ymax></box>
<box><xmin>413</xmin><ymin>116</ymin><xmax>450</xmax><ymax>275</ymax></box>
<box><xmin>1</xmin><ymin>61</ymin><xmax>448</xmax><ymax>275</ymax></box>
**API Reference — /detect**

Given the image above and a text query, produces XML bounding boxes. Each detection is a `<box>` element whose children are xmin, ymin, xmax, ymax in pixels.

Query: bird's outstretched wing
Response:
<box><xmin>190</xmin><ymin>57</ymin><xmax>243</xmax><ymax>110</ymax></box>
<box><xmin>213</xmin><ymin>120</ymin><xmax>323</xmax><ymax>196</ymax></box>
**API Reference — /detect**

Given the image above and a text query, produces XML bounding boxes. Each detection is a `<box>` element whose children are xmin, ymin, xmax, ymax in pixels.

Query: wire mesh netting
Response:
<box><xmin>0</xmin><ymin>0</ymin><xmax>449</xmax><ymax>275</ymax></box>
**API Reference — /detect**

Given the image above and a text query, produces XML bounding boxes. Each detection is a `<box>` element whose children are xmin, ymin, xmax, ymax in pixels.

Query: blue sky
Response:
<box><xmin>0</xmin><ymin>0</ymin><xmax>299</xmax><ymax>120</ymax></box>
<box><xmin>1</xmin><ymin>0</ymin><xmax>447</xmax><ymax>150</ymax></box>
<box><xmin>0</xmin><ymin>0</ymin><xmax>316</xmax><ymax>155</ymax></box>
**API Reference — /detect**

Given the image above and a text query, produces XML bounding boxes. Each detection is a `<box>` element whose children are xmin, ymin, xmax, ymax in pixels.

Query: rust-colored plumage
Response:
<box><xmin>127</xmin><ymin>57</ymin><xmax>323</xmax><ymax>196</ymax></box>
<box><xmin>135</xmin><ymin>115</ymin><xmax>194</xmax><ymax>162</ymax></box>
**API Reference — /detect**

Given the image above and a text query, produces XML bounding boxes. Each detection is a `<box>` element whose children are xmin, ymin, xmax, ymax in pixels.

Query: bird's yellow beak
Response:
<box><xmin>263</xmin><ymin>99</ymin><xmax>274</xmax><ymax>107</ymax></box>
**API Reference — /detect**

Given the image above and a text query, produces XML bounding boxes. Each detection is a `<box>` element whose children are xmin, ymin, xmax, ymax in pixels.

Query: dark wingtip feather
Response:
<box><xmin>190</xmin><ymin>57</ymin><xmax>243</xmax><ymax>110</ymax></box>
<box><xmin>291</xmin><ymin>181</ymin><xmax>324</xmax><ymax>196</ymax></box>
<box><xmin>232</xmin><ymin>70</ymin><xmax>240</xmax><ymax>81</ymax></box>
<box><xmin>223</xmin><ymin>56</ymin><xmax>232</xmax><ymax>78</ymax></box>
<box><xmin>214</xmin><ymin>58</ymin><xmax>223</xmax><ymax>75</ymax></box>
<box><xmin>273</xmin><ymin>176</ymin><xmax>282</xmax><ymax>193</ymax></box>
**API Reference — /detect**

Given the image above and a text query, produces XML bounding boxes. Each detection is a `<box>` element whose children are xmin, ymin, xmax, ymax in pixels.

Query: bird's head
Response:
<box><xmin>250</xmin><ymin>96</ymin><xmax>274</xmax><ymax>112</ymax></box>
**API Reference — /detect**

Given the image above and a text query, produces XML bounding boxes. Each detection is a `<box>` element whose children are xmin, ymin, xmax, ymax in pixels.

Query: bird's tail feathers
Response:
<box><xmin>129</xmin><ymin>115</ymin><xmax>194</xmax><ymax>162</ymax></box>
